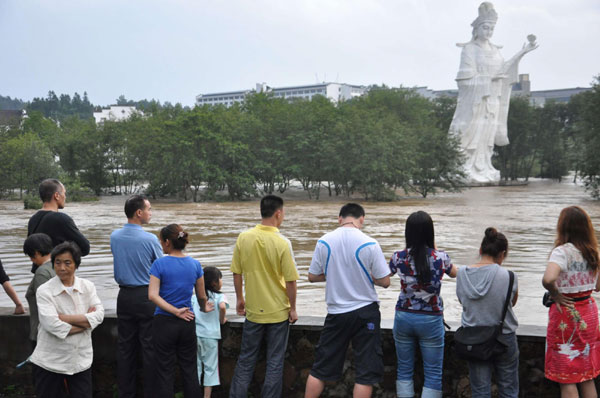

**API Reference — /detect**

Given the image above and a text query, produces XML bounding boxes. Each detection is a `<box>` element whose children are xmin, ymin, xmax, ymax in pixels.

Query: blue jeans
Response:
<box><xmin>467</xmin><ymin>333</ymin><xmax>519</xmax><ymax>398</ymax></box>
<box><xmin>229</xmin><ymin>319</ymin><xmax>290</xmax><ymax>398</ymax></box>
<box><xmin>393</xmin><ymin>311</ymin><xmax>444</xmax><ymax>398</ymax></box>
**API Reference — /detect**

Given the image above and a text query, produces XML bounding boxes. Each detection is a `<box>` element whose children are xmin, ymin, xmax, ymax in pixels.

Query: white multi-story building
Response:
<box><xmin>196</xmin><ymin>82</ymin><xmax>368</xmax><ymax>107</ymax></box>
<box><xmin>93</xmin><ymin>105</ymin><xmax>138</xmax><ymax>124</ymax></box>
<box><xmin>413</xmin><ymin>74</ymin><xmax>591</xmax><ymax>107</ymax></box>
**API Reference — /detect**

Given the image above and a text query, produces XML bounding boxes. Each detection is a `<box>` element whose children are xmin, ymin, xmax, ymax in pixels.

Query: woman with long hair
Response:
<box><xmin>148</xmin><ymin>224</ymin><xmax>212</xmax><ymax>397</ymax></box>
<box><xmin>389</xmin><ymin>211</ymin><xmax>457</xmax><ymax>398</ymax></box>
<box><xmin>456</xmin><ymin>228</ymin><xmax>519</xmax><ymax>398</ymax></box>
<box><xmin>543</xmin><ymin>206</ymin><xmax>600</xmax><ymax>398</ymax></box>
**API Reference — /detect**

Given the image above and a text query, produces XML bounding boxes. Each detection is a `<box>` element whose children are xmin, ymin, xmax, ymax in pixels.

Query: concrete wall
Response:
<box><xmin>0</xmin><ymin>309</ymin><xmax>569</xmax><ymax>397</ymax></box>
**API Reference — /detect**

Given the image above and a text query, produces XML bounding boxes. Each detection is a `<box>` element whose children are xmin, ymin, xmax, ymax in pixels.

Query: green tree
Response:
<box><xmin>0</xmin><ymin>132</ymin><xmax>60</xmax><ymax>198</ymax></box>
<box><xmin>536</xmin><ymin>101</ymin><xmax>570</xmax><ymax>181</ymax></box>
<box><xmin>407</xmin><ymin>125</ymin><xmax>465</xmax><ymax>198</ymax></box>
<box><xmin>564</xmin><ymin>91</ymin><xmax>590</xmax><ymax>182</ymax></box>
<box><xmin>432</xmin><ymin>96</ymin><xmax>457</xmax><ymax>132</ymax></box>
<box><xmin>576</xmin><ymin>76</ymin><xmax>600</xmax><ymax>197</ymax></box>
<box><xmin>286</xmin><ymin>96</ymin><xmax>338</xmax><ymax>199</ymax></box>
<box><xmin>243</xmin><ymin>93</ymin><xmax>291</xmax><ymax>194</ymax></box>
<box><xmin>28</xmin><ymin>91</ymin><xmax>94</xmax><ymax>121</ymax></box>
<box><xmin>494</xmin><ymin>97</ymin><xmax>538</xmax><ymax>180</ymax></box>
<box><xmin>0</xmin><ymin>95</ymin><xmax>25</xmax><ymax>110</ymax></box>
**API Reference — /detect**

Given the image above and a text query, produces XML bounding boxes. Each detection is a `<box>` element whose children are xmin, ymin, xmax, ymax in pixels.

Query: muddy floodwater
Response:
<box><xmin>2</xmin><ymin>180</ymin><xmax>600</xmax><ymax>326</ymax></box>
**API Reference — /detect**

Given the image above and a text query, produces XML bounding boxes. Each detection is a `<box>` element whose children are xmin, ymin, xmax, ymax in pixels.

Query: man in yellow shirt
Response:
<box><xmin>229</xmin><ymin>195</ymin><xmax>299</xmax><ymax>398</ymax></box>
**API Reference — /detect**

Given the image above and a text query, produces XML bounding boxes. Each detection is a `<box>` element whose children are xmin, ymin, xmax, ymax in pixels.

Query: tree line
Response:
<box><xmin>0</xmin><ymin>95</ymin><xmax>26</xmax><ymax>111</ymax></box>
<box><xmin>1</xmin><ymin>77</ymin><xmax>599</xmax><ymax>201</ymax></box>
<box><xmin>0</xmin><ymin>88</ymin><xmax>463</xmax><ymax>200</ymax></box>
<box><xmin>495</xmin><ymin>76</ymin><xmax>600</xmax><ymax>196</ymax></box>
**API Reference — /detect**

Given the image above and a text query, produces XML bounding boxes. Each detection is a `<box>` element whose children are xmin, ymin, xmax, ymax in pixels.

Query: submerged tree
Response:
<box><xmin>577</xmin><ymin>77</ymin><xmax>600</xmax><ymax>197</ymax></box>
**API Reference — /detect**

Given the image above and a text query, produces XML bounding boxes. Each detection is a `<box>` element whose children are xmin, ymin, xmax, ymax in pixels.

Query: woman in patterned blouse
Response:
<box><xmin>543</xmin><ymin>206</ymin><xmax>600</xmax><ymax>398</ymax></box>
<box><xmin>389</xmin><ymin>211</ymin><xmax>457</xmax><ymax>398</ymax></box>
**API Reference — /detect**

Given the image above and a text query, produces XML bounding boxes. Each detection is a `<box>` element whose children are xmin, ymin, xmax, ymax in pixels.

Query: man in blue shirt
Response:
<box><xmin>111</xmin><ymin>195</ymin><xmax>163</xmax><ymax>398</ymax></box>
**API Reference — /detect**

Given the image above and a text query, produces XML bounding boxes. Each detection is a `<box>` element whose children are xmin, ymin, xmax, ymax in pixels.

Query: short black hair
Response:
<box><xmin>260</xmin><ymin>195</ymin><xmax>284</xmax><ymax>218</ymax></box>
<box><xmin>23</xmin><ymin>233</ymin><xmax>54</xmax><ymax>257</ymax></box>
<box><xmin>124</xmin><ymin>195</ymin><xmax>148</xmax><ymax>219</ymax></box>
<box><xmin>39</xmin><ymin>179</ymin><xmax>63</xmax><ymax>203</ymax></box>
<box><xmin>339</xmin><ymin>203</ymin><xmax>365</xmax><ymax>219</ymax></box>
<box><xmin>51</xmin><ymin>241</ymin><xmax>82</xmax><ymax>269</ymax></box>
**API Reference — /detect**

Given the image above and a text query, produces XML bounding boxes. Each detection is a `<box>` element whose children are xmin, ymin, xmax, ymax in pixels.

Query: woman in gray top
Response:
<box><xmin>456</xmin><ymin>227</ymin><xmax>519</xmax><ymax>398</ymax></box>
<box><xmin>23</xmin><ymin>233</ymin><xmax>56</xmax><ymax>347</ymax></box>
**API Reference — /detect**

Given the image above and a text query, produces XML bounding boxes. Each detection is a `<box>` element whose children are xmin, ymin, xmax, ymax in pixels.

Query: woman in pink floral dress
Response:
<box><xmin>543</xmin><ymin>206</ymin><xmax>600</xmax><ymax>398</ymax></box>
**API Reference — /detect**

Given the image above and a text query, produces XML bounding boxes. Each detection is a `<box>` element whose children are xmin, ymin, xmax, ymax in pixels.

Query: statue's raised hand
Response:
<box><xmin>522</xmin><ymin>34</ymin><xmax>539</xmax><ymax>54</ymax></box>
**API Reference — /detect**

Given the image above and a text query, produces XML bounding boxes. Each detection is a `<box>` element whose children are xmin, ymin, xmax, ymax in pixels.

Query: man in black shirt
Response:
<box><xmin>27</xmin><ymin>179</ymin><xmax>90</xmax><ymax>257</ymax></box>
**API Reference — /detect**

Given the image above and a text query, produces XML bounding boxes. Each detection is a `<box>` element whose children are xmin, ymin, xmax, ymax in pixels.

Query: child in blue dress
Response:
<box><xmin>192</xmin><ymin>266</ymin><xmax>228</xmax><ymax>398</ymax></box>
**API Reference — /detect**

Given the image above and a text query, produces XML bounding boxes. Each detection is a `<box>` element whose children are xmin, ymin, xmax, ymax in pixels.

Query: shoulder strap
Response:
<box><xmin>499</xmin><ymin>270</ymin><xmax>514</xmax><ymax>325</ymax></box>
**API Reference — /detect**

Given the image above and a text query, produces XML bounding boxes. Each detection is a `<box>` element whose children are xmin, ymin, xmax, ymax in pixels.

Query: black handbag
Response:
<box><xmin>454</xmin><ymin>270</ymin><xmax>514</xmax><ymax>361</ymax></box>
<box><xmin>543</xmin><ymin>291</ymin><xmax>589</xmax><ymax>308</ymax></box>
<box><xmin>542</xmin><ymin>291</ymin><xmax>554</xmax><ymax>308</ymax></box>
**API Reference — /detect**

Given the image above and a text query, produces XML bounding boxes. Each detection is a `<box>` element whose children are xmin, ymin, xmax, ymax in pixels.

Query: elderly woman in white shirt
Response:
<box><xmin>30</xmin><ymin>241</ymin><xmax>104</xmax><ymax>398</ymax></box>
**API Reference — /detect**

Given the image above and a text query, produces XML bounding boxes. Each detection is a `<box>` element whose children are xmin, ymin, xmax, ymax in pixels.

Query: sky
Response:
<box><xmin>1</xmin><ymin>0</ymin><xmax>599</xmax><ymax>107</ymax></box>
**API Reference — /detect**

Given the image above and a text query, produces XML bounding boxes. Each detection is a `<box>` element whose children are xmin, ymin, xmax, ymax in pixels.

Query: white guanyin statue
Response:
<box><xmin>449</xmin><ymin>2</ymin><xmax>538</xmax><ymax>183</ymax></box>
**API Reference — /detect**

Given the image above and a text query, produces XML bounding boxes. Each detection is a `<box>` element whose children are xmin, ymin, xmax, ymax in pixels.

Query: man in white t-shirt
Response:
<box><xmin>305</xmin><ymin>203</ymin><xmax>390</xmax><ymax>398</ymax></box>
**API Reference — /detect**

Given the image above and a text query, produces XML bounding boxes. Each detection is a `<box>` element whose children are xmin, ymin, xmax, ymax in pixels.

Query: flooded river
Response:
<box><xmin>1</xmin><ymin>180</ymin><xmax>599</xmax><ymax>326</ymax></box>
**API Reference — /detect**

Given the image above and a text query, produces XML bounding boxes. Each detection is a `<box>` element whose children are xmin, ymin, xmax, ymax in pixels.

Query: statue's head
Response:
<box><xmin>471</xmin><ymin>2</ymin><xmax>497</xmax><ymax>40</ymax></box>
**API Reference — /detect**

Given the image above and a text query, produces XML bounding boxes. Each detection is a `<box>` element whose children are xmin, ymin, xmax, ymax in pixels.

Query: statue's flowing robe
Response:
<box><xmin>449</xmin><ymin>41</ymin><xmax>521</xmax><ymax>182</ymax></box>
